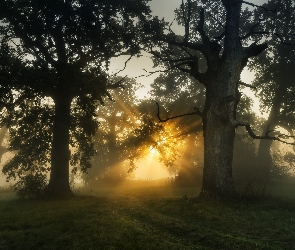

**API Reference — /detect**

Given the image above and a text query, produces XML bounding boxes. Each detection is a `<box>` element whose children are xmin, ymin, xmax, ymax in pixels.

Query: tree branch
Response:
<box><xmin>112</xmin><ymin>55</ymin><xmax>133</xmax><ymax>76</ymax></box>
<box><xmin>240</xmin><ymin>1</ymin><xmax>276</xmax><ymax>12</ymax></box>
<box><xmin>238</xmin><ymin>80</ymin><xmax>257</xmax><ymax>89</ymax></box>
<box><xmin>181</xmin><ymin>0</ymin><xmax>192</xmax><ymax>42</ymax></box>
<box><xmin>155</xmin><ymin>101</ymin><xmax>202</xmax><ymax>123</ymax></box>
<box><xmin>274</xmin><ymin>33</ymin><xmax>295</xmax><ymax>46</ymax></box>
<box><xmin>161</xmin><ymin>38</ymin><xmax>205</xmax><ymax>52</ymax></box>
<box><xmin>240</xmin><ymin>21</ymin><xmax>269</xmax><ymax>41</ymax></box>
<box><xmin>235</xmin><ymin>121</ymin><xmax>295</xmax><ymax>145</ymax></box>
<box><xmin>196</xmin><ymin>8</ymin><xmax>211</xmax><ymax>45</ymax></box>
<box><xmin>243</xmin><ymin>42</ymin><xmax>268</xmax><ymax>59</ymax></box>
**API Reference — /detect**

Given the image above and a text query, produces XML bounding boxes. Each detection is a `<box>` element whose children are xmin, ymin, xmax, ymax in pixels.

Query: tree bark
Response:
<box><xmin>199</xmin><ymin>0</ymin><xmax>243</xmax><ymax>199</ymax></box>
<box><xmin>47</xmin><ymin>94</ymin><xmax>73</xmax><ymax>197</ymax></box>
<box><xmin>199</xmin><ymin>73</ymin><xmax>238</xmax><ymax>199</ymax></box>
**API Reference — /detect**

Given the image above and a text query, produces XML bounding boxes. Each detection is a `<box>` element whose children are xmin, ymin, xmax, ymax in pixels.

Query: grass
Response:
<box><xmin>1</xmin><ymin>179</ymin><xmax>295</xmax><ymax>250</ymax></box>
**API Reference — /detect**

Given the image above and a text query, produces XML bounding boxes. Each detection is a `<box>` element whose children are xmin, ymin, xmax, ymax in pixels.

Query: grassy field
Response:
<box><xmin>1</xmin><ymin>179</ymin><xmax>295</xmax><ymax>250</ymax></box>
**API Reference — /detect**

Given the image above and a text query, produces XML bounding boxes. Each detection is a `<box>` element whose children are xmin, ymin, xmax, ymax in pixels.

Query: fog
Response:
<box><xmin>1</xmin><ymin>0</ymin><xmax>295</xmax><ymax>200</ymax></box>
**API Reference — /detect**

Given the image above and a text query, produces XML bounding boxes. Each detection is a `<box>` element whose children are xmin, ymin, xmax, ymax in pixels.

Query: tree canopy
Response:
<box><xmin>1</xmin><ymin>0</ymin><xmax>295</xmax><ymax>200</ymax></box>
<box><xmin>0</xmin><ymin>0</ymin><xmax>152</xmax><ymax>197</ymax></box>
<box><xmin>248</xmin><ymin>0</ymin><xmax>295</xmax><ymax>179</ymax></box>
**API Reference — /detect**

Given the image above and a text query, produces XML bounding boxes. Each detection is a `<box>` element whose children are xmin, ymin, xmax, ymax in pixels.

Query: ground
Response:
<box><xmin>0</xmin><ymin>179</ymin><xmax>295</xmax><ymax>250</ymax></box>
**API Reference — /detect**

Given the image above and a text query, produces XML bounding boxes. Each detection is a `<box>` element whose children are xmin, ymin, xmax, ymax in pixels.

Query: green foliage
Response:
<box><xmin>13</xmin><ymin>173</ymin><xmax>48</xmax><ymax>199</ymax></box>
<box><xmin>248</xmin><ymin>0</ymin><xmax>295</xmax><ymax>121</ymax></box>
<box><xmin>148</xmin><ymin>70</ymin><xmax>205</xmax><ymax>182</ymax></box>
<box><xmin>1</xmin><ymin>98</ymin><xmax>53</xmax><ymax>180</ymax></box>
<box><xmin>0</xmin><ymin>0</ymin><xmax>154</xmax><ymax>196</ymax></box>
<box><xmin>84</xmin><ymin>77</ymin><xmax>145</xmax><ymax>184</ymax></box>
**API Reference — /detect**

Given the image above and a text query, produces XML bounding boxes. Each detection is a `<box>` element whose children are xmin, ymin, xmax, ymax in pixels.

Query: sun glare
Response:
<box><xmin>149</xmin><ymin>146</ymin><xmax>158</xmax><ymax>156</ymax></box>
<box><xmin>132</xmin><ymin>144</ymin><xmax>173</xmax><ymax>180</ymax></box>
<box><xmin>133</xmin><ymin>157</ymin><xmax>171</xmax><ymax>180</ymax></box>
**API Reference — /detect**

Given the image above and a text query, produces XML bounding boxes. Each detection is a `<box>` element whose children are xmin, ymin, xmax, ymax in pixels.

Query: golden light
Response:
<box><xmin>133</xmin><ymin>143</ymin><xmax>171</xmax><ymax>180</ymax></box>
<box><xmin>133</xmin><ymin>157</ymin><xmax>171</xmax><ymax>180</ymax></box>
<box><xmin>97</xmin><ymin>89</ymin><xmax>197</xmax><ymax>181</ymax></box>
<box><xmin>149</xmin><ymin>146</ymin><xmax>158</xmax><ymax>156</ymax></box>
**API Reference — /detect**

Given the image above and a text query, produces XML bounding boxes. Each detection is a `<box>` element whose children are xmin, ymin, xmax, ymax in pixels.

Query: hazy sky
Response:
<box><xmin>110</xmin><ymin>0</ymin><xmax>269</xmax><ymax>114</ymax></box>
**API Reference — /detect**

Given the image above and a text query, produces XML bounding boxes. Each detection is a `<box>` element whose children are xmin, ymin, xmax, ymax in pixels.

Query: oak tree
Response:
<box><xmin>0</xmin><ymin>0</ymin><xmax>151</xmax><ymax>197</ymax></box>
<box><xmin>149</xmin><ymin>0</ymin><xmax>274</xmax><ymax>199</ymax></box>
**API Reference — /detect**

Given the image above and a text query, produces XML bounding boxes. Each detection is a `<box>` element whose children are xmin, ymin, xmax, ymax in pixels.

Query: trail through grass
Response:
<box><xmin>1</xmin><ymin>179</ymin><xmax>295</xmax><ymax>249</ymax></box>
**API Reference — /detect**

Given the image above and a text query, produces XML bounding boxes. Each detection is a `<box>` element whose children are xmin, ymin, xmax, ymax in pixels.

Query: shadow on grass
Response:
<box><xmin>1</xmin><ymin>179</ymin><xmax>295</xmax><ymax>249</ymax></box>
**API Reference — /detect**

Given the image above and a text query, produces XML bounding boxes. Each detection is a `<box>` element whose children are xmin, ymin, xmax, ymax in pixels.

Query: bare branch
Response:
<box><xmin>167</xmin><ymin>18</ymin><xmax>177</xmax><ymax>33</ymax></box>
<box><xmin>238</xmin><ymin>80</ymin><xmax>257</xmax><ymax>90</ymax></box>
<box><xmin>197</xmin><ymin>8</ymin><xmax>211</xmax><ymax>45</ymax></box>
<box><xmin>135</xmin><ymin>68</ymin><xmax>170</xmax><ymax>78</ymax></box>
<box><xmin>155</xmin><ymin>101</ymin><xmax>202</xmax><ymax>123</ymax></box>
<box><xmin>113</xmin><ymin>55</ymin><xmax>133</xmax><ymax>76</ymax></box>
<box><xmin>236</xmin><ymin>121</ymin><xmax>295</xmax><ymax>145</ymax></box>
<box><xmin>150</xmin><ymin>48</ymin><xmax>206</xmax><ymax>81</ymax></box>
<box><xmin>161</xmin><ymin>38</ymin><xmax>205</xmax><ymax>52</ymax></box>
<box><xmin>240</xmin><ymin>1</ymin><xmax>276</xmax><ymax>12</ymax></box>
<box><xmin>151</xmin><ymin>50</ymin><xmax>195</xmax><ymax>63</ymax></box>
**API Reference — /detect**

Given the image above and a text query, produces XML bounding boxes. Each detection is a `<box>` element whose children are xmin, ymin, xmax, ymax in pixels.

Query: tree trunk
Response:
<box><xmin>199</xmin><ymin>77</ymin><xmax>237</xmax><ymax>199</ymax></box>
<box><xmin>0</xmin><ymin>126</ymin><xmax>8</xmax><ymax>162</ymax></box>
<box><xmin>47</xmin><ymin>94</ymin><xmax>73</xmax><ymax>197</ymax></box>
<box><xmin>256</xmin><ymin>85</ymin><xmax>284</xmax><ymax>180</ymax></box>
<box><xmin>199</xmin><ymin>1</ymin><xmax>243</xmax><ymax>199</ymax></box>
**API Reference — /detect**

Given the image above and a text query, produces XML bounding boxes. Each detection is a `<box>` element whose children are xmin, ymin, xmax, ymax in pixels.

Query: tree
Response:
<box><xmin>148</xmin><ymin>0</ymin><xmax>274</xmax><ymax>199</ymax></box>
<box><xmin>84</xmin><ymin>77</ymin><xmax>144</xmax><ymax>184</ymax></box>
<box><xmin>0</xmin><ymin>126</ymin><xmax>8</xmax><ymax>162</ymax></box>
<box><xmin>0</xmin><ymin>0</ymin><xmax>151</xmax><ymax>197</ymax></box>
<box><xmin>248</xmin><ymin>0</ymin><xmax>295</xmax><ymax>180</ymax></box>
<box><xmin>149</xmin><ymin>70</ymin><xmax>205</xmax><ymax>184</ymax></box>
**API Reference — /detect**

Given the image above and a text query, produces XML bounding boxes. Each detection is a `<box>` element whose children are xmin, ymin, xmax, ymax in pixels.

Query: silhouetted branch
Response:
<box><xmin>244</xmin><ymin>42</ymin><xmax>268</xmax><ymax>58</ymax></box>
<box><xmin>167</xmin><ymin>18</ymin><xmax>177</xmax><ymax>33</ymax></box>
<box><xmin>181</xmin><ymin>0</ymin><xmax>192</xmax><ymax>42</ymax></box>
<box><xmin>113</xmin><ymin>55</ymin><xmax>133</xmax><ymax>76</ymax></box>
<box><xmin>197</xmin><ymin>8</ymin><xmax>211</xmax><ymax>45</ymax></box>
<box><xmin>238</xmin><ymin>81</ymin><xmax>257</xmax><ymax>89</ymax></box>
<box><xmin>240</xmin><ymin>21</ymin><xmax>269</xmax><ymax>40</ymax></box>
<box><xmin>240</xmin><ymin>1</ymin><xmax>276</xmax><ymax>12</ymax></box>
<box><xmin>235</xmin><ymin>121</ymin><xmax>295</xmax><ymax>145</ymax></box>
<box><xmin>155</xmin><ymin>101</ymin><xmax>202</xmax><ymax>123</ymax></box>
<box><xmin>137</xmin><ymin>68</ymin><xmax>169</xmax><ymax>78</ymax></box>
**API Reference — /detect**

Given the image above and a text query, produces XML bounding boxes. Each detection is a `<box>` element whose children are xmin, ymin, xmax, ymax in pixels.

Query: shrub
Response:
<box><xmin>13</xmin><ymin>173</ymin><xmax>48</xmax><ymax>199</ymax></box>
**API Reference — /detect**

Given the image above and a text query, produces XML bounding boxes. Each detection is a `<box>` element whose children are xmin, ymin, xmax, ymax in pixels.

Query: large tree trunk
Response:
<box><xmin>199</xmin><ymin>76</ymin><xmax>238</xmax><ymax>199</ymax></box>
<box><xmin>199</xmin><ymin>1</ymin><xmax>243</xmax><ymax>199</ymax></box>
<box><xmin>47</xmin><ymin>94</ymin><xmax>73</xmax><ymax>197</ymax></box>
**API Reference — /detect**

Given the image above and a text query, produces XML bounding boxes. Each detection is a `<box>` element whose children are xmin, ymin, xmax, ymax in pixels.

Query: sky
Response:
<box><xmin>109</xmin><ymin>0</ymin><xmax>269</xmax><ymax>116</ymax></box>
